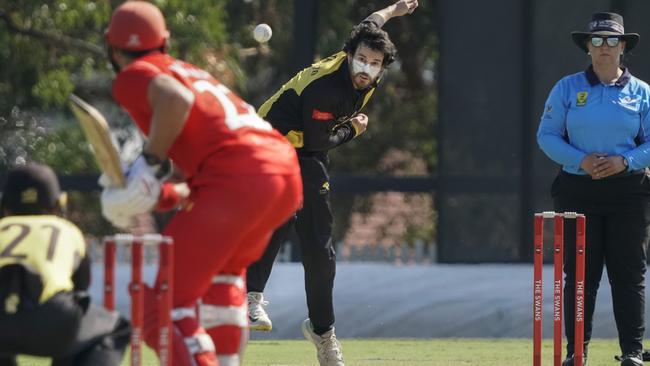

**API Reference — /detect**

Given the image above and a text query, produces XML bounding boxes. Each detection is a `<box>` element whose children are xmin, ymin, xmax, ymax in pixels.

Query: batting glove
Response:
<box><xmin>101</xmin><ymin>207</ymin><xmax>136</xmax><ymax>230</ymax></box>
<box><xmin>100</xmin><ymin>154</ymin><xmax>163</xmax><ymax>227</ymax></box>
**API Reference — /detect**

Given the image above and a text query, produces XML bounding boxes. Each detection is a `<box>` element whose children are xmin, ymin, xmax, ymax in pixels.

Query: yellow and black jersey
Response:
<box><xmin>0</xmin><ymin>215</ymin><xmax>87</xmax><ymax>303</ymax></box>
<box><xmin>258</xmin><ymin>51</ymin><xmax>377</xmax><ymax>154</ymax></box>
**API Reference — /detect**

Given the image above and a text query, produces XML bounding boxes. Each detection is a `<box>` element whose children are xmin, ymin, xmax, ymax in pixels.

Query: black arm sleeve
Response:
<box><xmin>72</xmin><ymin>255</ymin><xmax>91</xmax><ymax>292</ymax></box>
<box><xmin>301</xmin><ymin>92</ymin><xmax>357</xmax><ymax>151</ymax></box>
<box><xmin>362</xmin><ymin>14</ymin><xmax>383</xmax><ymax>28</ymax></box>
<box><xmin>312</xmin><ymin>122</ymin><xmax>357</xmax><ymax>151</ymax></box>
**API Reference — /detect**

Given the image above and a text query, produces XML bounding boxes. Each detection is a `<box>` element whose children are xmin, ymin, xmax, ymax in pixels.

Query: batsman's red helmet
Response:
<box><xmin>106</xmin><ymin>1</ymin><xmax>169</xmax><ymax>51</ymax></box>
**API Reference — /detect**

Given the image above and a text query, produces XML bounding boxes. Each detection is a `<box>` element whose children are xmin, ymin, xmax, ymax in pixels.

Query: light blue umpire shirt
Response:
<box><xmin>537</xmin><ymin>66</ymin><xmax>650</xmax><ymax>175</ymax></box>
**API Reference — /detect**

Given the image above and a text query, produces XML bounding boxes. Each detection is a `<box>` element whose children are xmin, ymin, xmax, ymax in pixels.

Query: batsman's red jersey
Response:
<box><xmin>111</xmin><ymin>52</ymin><xmax>302</xmax><ymax>365</ymax></box>
<box><xmin>113</xmin><ymin>52</ymin><xmax>299</xmax><ymax>185</ymax></box>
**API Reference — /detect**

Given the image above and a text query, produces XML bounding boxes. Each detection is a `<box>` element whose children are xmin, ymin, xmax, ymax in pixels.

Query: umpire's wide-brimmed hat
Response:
<box><xmin>572</xmin><ymin>12</ymin><xmax>639</xmax><ymax>53</ymax></box>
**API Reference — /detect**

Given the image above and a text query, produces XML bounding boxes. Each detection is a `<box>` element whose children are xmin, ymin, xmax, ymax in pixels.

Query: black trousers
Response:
<box><xmin>247</xmin><ymin>155</ymin><xmax>336</xmax><ymax>332</ymax></box>
<box><xmin>0</xmin><ymin>292</ymin><xmax>130</xmax><ymax>366</ymax></box>
<box><xmin>553</xmin><ymin>170</ymin><xmax>650</xmax><ymax>356</ymax></box>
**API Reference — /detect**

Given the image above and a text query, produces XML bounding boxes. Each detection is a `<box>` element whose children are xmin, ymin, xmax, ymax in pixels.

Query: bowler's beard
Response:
<box><xmin>353</xmin><ymin>73</ymin><xmax>373</xmax><ymax>89</ymax></box>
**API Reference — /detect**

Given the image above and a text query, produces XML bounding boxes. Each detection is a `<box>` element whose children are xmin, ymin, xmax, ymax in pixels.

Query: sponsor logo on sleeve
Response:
<box><xmin>543</xmin><ymin>104</ymin><xmax>553</xmax><ymax>118</ymax></box>
<box><xmin>312</xmin><ymin>109</ymin><xmax>334</xmax><ymax>121</ymax></box>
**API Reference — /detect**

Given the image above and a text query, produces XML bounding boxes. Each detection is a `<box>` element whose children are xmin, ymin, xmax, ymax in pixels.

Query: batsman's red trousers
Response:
<box><xmin>160</xmin><ymin>171</ymin><xmax>302</xmax><ymax>307</ymax></box>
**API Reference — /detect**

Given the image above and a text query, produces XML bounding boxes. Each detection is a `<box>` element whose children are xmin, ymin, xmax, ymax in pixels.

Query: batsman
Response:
<box><xmin>100</xmin><ymin>2</ymin><xmax>302</xmax><ymax>366</ymax></box>
<box><xmin>241</xmin><ymin>1</ymin><xmax>418</xmax><ymax>365</ymax></box>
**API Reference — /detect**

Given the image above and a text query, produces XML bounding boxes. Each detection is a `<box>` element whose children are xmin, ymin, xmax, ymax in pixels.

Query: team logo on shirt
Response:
<box><xmin>320</xmin><ymin>181</ymin><xmax>330</xmax><ymax>195</ymax></box>
<box><xmin>576</xmin><ymin>92</ymin><xmax>588</xmax><ymax>106</ymax></box>
<box><xmin>617</xmin><ymin>95</ymin><xmax>641</xmax><ymax>111</ymax></box>
<box><xmin>4</xmin><ymin>294</ymin><xmax>19</xmax><ymax>314</ymax></box>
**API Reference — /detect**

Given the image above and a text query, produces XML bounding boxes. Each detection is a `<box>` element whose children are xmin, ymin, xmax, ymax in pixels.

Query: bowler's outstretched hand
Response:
<box><xmin>394</xmin><ymin>0</ymin><xmax>419</xmax><ymax>16</ymax></box>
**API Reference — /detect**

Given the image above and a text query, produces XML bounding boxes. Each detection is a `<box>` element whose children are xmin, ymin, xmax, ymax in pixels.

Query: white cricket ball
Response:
<box><xmin>253</xmin><ymin>23</ymin><xmax>272</xmax><ymax>43</ymax></box>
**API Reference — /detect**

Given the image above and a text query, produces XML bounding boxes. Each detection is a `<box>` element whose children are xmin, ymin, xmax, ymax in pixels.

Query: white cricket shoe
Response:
<box><xmin>301</xmin><ymin>318</ymin><xmax>345</xmax><ymax>366</ymax></box>
<box><xmin>247</xmin><ymin>292</ymin><xmax>272</xmax><ymax>331</ymax></box>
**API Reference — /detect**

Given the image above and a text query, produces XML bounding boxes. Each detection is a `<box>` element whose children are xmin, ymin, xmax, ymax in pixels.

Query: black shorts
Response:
<box><xmin>0</xmin><ymin>291</ymin><xmax>84</xmax><ymax>357</ymax></box>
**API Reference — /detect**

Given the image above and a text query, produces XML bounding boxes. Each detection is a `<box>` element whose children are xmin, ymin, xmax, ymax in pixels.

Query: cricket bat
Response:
<box><xmin>68</xmin><ymin>94</ymin><xmax>126</xmax><ymax>187</ymax></box>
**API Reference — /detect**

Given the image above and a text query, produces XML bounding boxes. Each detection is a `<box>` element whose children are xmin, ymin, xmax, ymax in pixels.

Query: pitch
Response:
<box><xmin>18</xmin><ymin>338</ymin><xmax>622</xmax><ymax>365</ymax></box>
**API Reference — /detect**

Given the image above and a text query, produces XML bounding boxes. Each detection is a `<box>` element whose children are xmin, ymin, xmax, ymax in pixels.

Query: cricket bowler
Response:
<box><xmin>241</xmin><ymin>1</ymin><xmax>418</xmax><ymax>365</ymax></box>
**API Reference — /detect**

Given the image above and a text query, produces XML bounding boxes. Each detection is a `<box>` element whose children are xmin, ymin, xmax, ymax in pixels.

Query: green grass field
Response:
<box><xmin>18</xmin><ymin>338</ymin><xmax>622</xmax><ymax>365</ymax></box>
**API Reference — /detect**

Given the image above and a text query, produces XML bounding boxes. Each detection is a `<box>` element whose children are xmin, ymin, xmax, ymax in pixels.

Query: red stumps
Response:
<box><xmin>104</xmin><ymin>234</ymin><xmax>174</xmax><ymax>366</ymax></box>
<box><xmin>533</xmin><ymin>212</ymin><xmax>586</xmax><ymax>366</ymax></box>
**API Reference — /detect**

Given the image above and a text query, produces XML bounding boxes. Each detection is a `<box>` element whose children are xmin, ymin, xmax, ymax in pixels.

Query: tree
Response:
<box><xmin>1</xmin><ymin>0</ymin><xmax>438</xmax><ymax>245</ymax></box>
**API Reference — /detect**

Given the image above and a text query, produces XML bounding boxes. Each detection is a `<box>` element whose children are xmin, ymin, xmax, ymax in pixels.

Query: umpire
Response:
<box><xmin>0</xmin><ymin>164</ymin><xmax>130</xmax><ymax>366</ymax></box>
<box><xmin>245</xmin><ymin>1</ymin><xmax>418</xmax><ymax>365</ymax></box>
<box><xmin>537</xmin><ymin>13</ymin><xmax>650</xmax><ymax>366</ymax></box>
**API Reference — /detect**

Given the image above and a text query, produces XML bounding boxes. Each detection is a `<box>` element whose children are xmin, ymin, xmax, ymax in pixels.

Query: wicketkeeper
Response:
<box><xmin>0</xmin><ymin>163</ymin><xmax>130</xmax><ymax>366</ymax></box>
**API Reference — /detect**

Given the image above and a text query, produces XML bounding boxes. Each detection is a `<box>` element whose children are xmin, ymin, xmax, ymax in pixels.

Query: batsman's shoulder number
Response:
<box><xmin>193</xmin><ymin>80</ymin><xmax>272</xmax><ymax>132</ymax></box>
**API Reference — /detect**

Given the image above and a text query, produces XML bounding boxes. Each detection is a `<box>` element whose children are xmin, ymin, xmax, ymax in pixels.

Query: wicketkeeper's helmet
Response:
<box><xmin>1</xmin><ymin>163</ymin><xmax>65</xmax><ymax>215</ymax></box>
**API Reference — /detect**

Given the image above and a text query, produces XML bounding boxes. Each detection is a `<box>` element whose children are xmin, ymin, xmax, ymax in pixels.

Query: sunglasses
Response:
<box><xmin>589</xmin><ymin>36</ymin><xmax>621</xmax><ymax>48</ymax></box>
